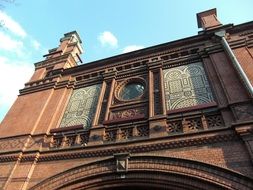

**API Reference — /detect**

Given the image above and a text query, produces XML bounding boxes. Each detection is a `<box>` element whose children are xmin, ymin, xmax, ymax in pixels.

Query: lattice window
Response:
<box><xmin>65</xmin><ymin>136</ymin><xmax>76</xmax><ymax>147</ymax></box>
<box><xmin>163</xmin><ymin>62</ymin><xmax>214</xmax><ymax>110</ymax></box>
<box><xmin>60</xmin><ymin>84</ymin><xmax>101</xmax><ymax>129</ymax></box>
<box><xmin>136</xmin><ymin>125</ymin><xmax>149</xmax><ymax>137</ymax></box>
<box><xmin>104</xmin><ymin>130</ymin><xmax>117</xmax><ymax>142</ymax></box>
<box><xmin>121</xmin><ymin>128</ymin><xmax>133</xmax><ymax>139</ymax></box>
<box><xmin>186</xmin><ymin>118</ymin><xmax>203</xmax><ymax>132</ymax></box>
<box><xmin>80</xmin><ymin>133</ymin><xmax>89</xmax><ymax>145</ymax></box>
<box><xmin>167</xmin><ymin>120</ymin><xmax>183</xmax><ymax>133</ymax></box>
<box><xmin>51</xmin><ymin>137</ymin><xmax>63</xmax><ymax>148</ymax></box>
<box><xmin>206</xmin><ymin>114</ymin><xmax>224</xmax><ymax>128</ymax></box>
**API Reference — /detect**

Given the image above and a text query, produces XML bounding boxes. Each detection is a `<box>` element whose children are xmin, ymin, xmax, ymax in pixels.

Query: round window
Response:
<box><xmin>119</xmin><ymin>82</ymin><xmax>145</xmax><ymax>100</ymax></box>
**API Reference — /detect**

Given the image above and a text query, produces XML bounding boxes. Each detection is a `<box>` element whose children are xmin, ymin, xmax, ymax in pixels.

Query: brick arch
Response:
<box><xmin>30</xmin><ymin>156</ymin><xmax>253</xmax><ymax>190</ymax></box>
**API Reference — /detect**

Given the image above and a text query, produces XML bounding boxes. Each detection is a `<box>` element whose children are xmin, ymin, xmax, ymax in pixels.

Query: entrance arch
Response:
<box><xmin>30</xmin><ymin>156</ymin><xmax>253</xmax><ymax>190</ymax></box>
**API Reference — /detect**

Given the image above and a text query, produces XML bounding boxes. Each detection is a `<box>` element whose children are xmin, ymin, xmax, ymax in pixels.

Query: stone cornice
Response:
<box><xmin>34</xmin><ymin>53</ymin><xmax>71</xmax><ymax>69</ymax></box>
<box><xmin>64</xmin><ymin>38</ymin><xmax>206</xmax><ymax>77</ymax></box>
<box><xmin>228</xmin><ymin>21</ymin><xmax>253</xmax><ymax>35</ymax></box>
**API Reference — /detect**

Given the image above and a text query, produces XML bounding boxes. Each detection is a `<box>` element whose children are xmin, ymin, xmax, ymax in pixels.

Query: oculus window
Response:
<box><xmin>119</xmin><ymin>82</ymin><xmax>145</xmax><ymax>100</ymax></box>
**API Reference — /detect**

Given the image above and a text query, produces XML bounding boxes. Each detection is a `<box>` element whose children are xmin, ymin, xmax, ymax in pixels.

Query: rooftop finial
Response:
<box><xmin>197</xmin><ymin>8</ymin><xmax>222</xmax><ymax>30</ymax></box>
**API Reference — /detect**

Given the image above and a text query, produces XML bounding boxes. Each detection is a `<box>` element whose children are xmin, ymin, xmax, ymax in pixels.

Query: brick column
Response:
<box><xmin>147</xmin><ymin>60</ymin><xmax>167</xmax><ymax>138</ymax></box>
<box><xmin>235</xmin><ymin>124</ymin><xmax>253</xmax><ymax>164</ymax></box>
<box><xmin>88</xmin><ymin>69</ymin><xmax>117</xmax><ymax>145</ymax></box>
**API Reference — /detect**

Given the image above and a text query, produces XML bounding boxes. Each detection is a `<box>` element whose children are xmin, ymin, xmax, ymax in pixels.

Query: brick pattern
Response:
<box><xmin>153</xmin><ymin>71</ymin><xmax>162</xmax><ymax>115</ymax></box>
<box><xmin>234</xmin><ymin>47</ymin><xmax>253</xmax><ymax>84</ymax></box>
<box><xmin>30</xmin><ymin>156</ymin><xmax>253</xmax><ymax>190</ymax></box>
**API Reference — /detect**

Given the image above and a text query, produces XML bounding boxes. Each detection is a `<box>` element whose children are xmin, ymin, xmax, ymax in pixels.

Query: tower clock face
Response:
<box><xmin>119</xmin><ymin>82</ymin><xmax>145</xmax><ymax>100</ymax></box>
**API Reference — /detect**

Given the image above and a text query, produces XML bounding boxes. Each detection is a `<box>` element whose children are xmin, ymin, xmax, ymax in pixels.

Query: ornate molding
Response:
<box><xmin>30</xmin><ymin>155</ymin><xmax>253</xmax><ymax>190</ymax></box>
<box><xmin>109</xmin><ymin>108</ymin><xmax>146</xmax><ymax>120</ymax></box>
<box><xmin>114</xmin><ymin>77</ymin><xmax>147</xmax><ymax>103</ymax></box>
<box><xmin>35</xmin><ymin>129</ymin><xmax>236</xmax><ymax>162</ymax></box>
<box><xmin>0</xmin><ymin>136</ymin><xmax>28</xmax><ymax>152</ymax></box>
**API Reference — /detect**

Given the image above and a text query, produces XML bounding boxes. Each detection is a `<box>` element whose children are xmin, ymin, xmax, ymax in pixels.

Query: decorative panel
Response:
<box><xmin>60</xmin><ymin>84</ymin><xmax>101</xmax><ymax>129</ymax></box>
<box><xmin>153</xmin><ymin>71</ymin><xmax>162</xmax><ymax>115</ymax></box>
<box><xmin>163</xmin><ymin>62</ymin><xmax>214</xmax><ymax>110</ymax></box>
<box><xmin>98</xmin><ymin>82</ymin><xmax>111</xmax><ymax>124</ymax></box>
<box><xmin>110</xmin><ymin>107</ymin><xmax>146</xmax><ymax>120</ymax></box>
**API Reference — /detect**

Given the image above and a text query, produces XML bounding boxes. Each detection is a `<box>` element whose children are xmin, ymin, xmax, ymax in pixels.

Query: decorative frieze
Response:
<box><xmin>50</xmin><ymin>132</ymin><xmax>89</xmax><ymax>148</ymax></box>
<box><xmin>110</xmin><ymin>107</ymin><xmax>146</xmax><ymax>120</ymax></box>
<box><xmin>104</xmin><ymin>125</ymin><xmax>149</xmax><ymax>143</ymax></box>
<box><xmin>167</xmin><ymin>112</ymin><xmax>225</xmax><ymax>135</ymax></box>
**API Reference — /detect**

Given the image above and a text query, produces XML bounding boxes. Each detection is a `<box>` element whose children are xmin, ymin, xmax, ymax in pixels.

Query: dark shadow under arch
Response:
<box><xmin>30</xmin><ymin>156</ymin><xmax>253</xmax><ymax>190</ymax></box>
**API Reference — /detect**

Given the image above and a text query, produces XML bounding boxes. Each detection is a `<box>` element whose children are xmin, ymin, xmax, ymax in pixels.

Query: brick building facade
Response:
<box><xmin>0</xmin><ymin>9</ymin><xmax>253</xmax><ymax>190</ymax></box>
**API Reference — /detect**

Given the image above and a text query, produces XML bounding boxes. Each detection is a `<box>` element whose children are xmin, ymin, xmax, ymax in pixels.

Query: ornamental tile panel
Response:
<box><xmin>163</xmin><ymin>62</ymin><xmax>214</xmax><ymax>110</ymax></box>
<box><xmin>60</xmin><ymin>84</ymin><xmax>101</xmax><ymax>129</ymax></box>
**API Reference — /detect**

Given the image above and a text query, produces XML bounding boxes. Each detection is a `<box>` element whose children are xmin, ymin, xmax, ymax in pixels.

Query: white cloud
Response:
<box><xmin>122</xmin><ymin>45</ymin><xmax>145</xmax><ymax>53</ymax></box>
<box><xmin>0</xmin><ymin>57</ymin><xmax>34</xmax><ymax>119</ymax></box>
<box><xmin>31</xmin><ymin>39</ymin><xmax>41</xmax><ymax>50</ymax></box>
<box><xmin>0</xmin><ymin>11</ymin><xmax>27</xmax><ymax>38</ymax></box>
<box><xmin>0</xmin><ymin>31</ymin><xmax>24</xmax><ymax>53</ymax></box>
<box><xmin>0</xmin><ymin>12</ymin><xmax>43</xmax><ymax>122</ymax></box>
<box><xmin>98</xmin><ymin>31</ymin><xmax>118</xmax><ymax>48</ymax></box>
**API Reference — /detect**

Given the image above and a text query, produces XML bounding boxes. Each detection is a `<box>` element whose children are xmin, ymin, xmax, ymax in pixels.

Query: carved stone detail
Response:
<box><xmin>167</xmin><ymin>113</ymin><xmax>225</xmax><ymax>135</ymax></box>
<box><xmin>121</xmin><ymin>128</ymin><xmax>133</xmax><ymax>139</ymax></box>
<box><xmin>110</xmin><ymin>108</ymin><xmax>145</xmax><ymax>120</ymax></box>
<box><xmin>114</xmin><ymin>153</ymin><xmax>130</xmax><ymax>173</ymax></box>
<box><xmin>50</xmin><ymin>132</ymin><xmax>89</xmax><ymax>148</ymax></box>
<box><xmin>136</xmin><ymin>125</ymin><xmax>149</xmax><ymax>137</ymax></box>
<box><xmin>104</xmin><ymin>129</ymin><xmax>117</xmax><ymax>142</ymax></box>
<box><xmin>163</xmin><ymin>62</ymin><xmax>214</xmax><ymax>110</ymax></box>
<box><xmin>185</xmin><ymin>118</ymin><xmax>203</xmax><ymax>132</ymax></box>
<box><xmin>167</xmin><ymin>120</ymin><xmax>183</xmax><ymax>133</ymax></box>
<box><xmin>206</xmin><ymin>114</ymin><xmax>224</xmax><ymax>128</ymax></box>
<box><xmin>104</xmin><ymin>124</ymin><xmax>149</xmax><ymax>143</ymax></box>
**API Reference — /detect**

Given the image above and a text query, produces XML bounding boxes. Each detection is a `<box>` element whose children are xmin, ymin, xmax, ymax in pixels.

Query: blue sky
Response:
<box><xmin>0</xmin><ymin>0</ymin><xmax>253</xmax><ymax>122</ymax></box>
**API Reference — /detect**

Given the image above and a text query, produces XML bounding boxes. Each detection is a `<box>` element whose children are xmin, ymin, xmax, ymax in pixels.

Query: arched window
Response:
<box><xmin>60</xmin><ymin>84</ymin><xmax>101</xmax><ymax>129</ymax></box>
<box><xmin>163</xmin><ymin>62</ymin><xmax>214</xmax><ymax>110</ymax></box>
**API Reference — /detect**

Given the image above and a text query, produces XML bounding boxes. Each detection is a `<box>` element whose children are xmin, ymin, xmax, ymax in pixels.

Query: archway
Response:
<box><xmin>30</xmin><ymin>156</ymin><xmax>253</xmax><ymax>190</ymax></box>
